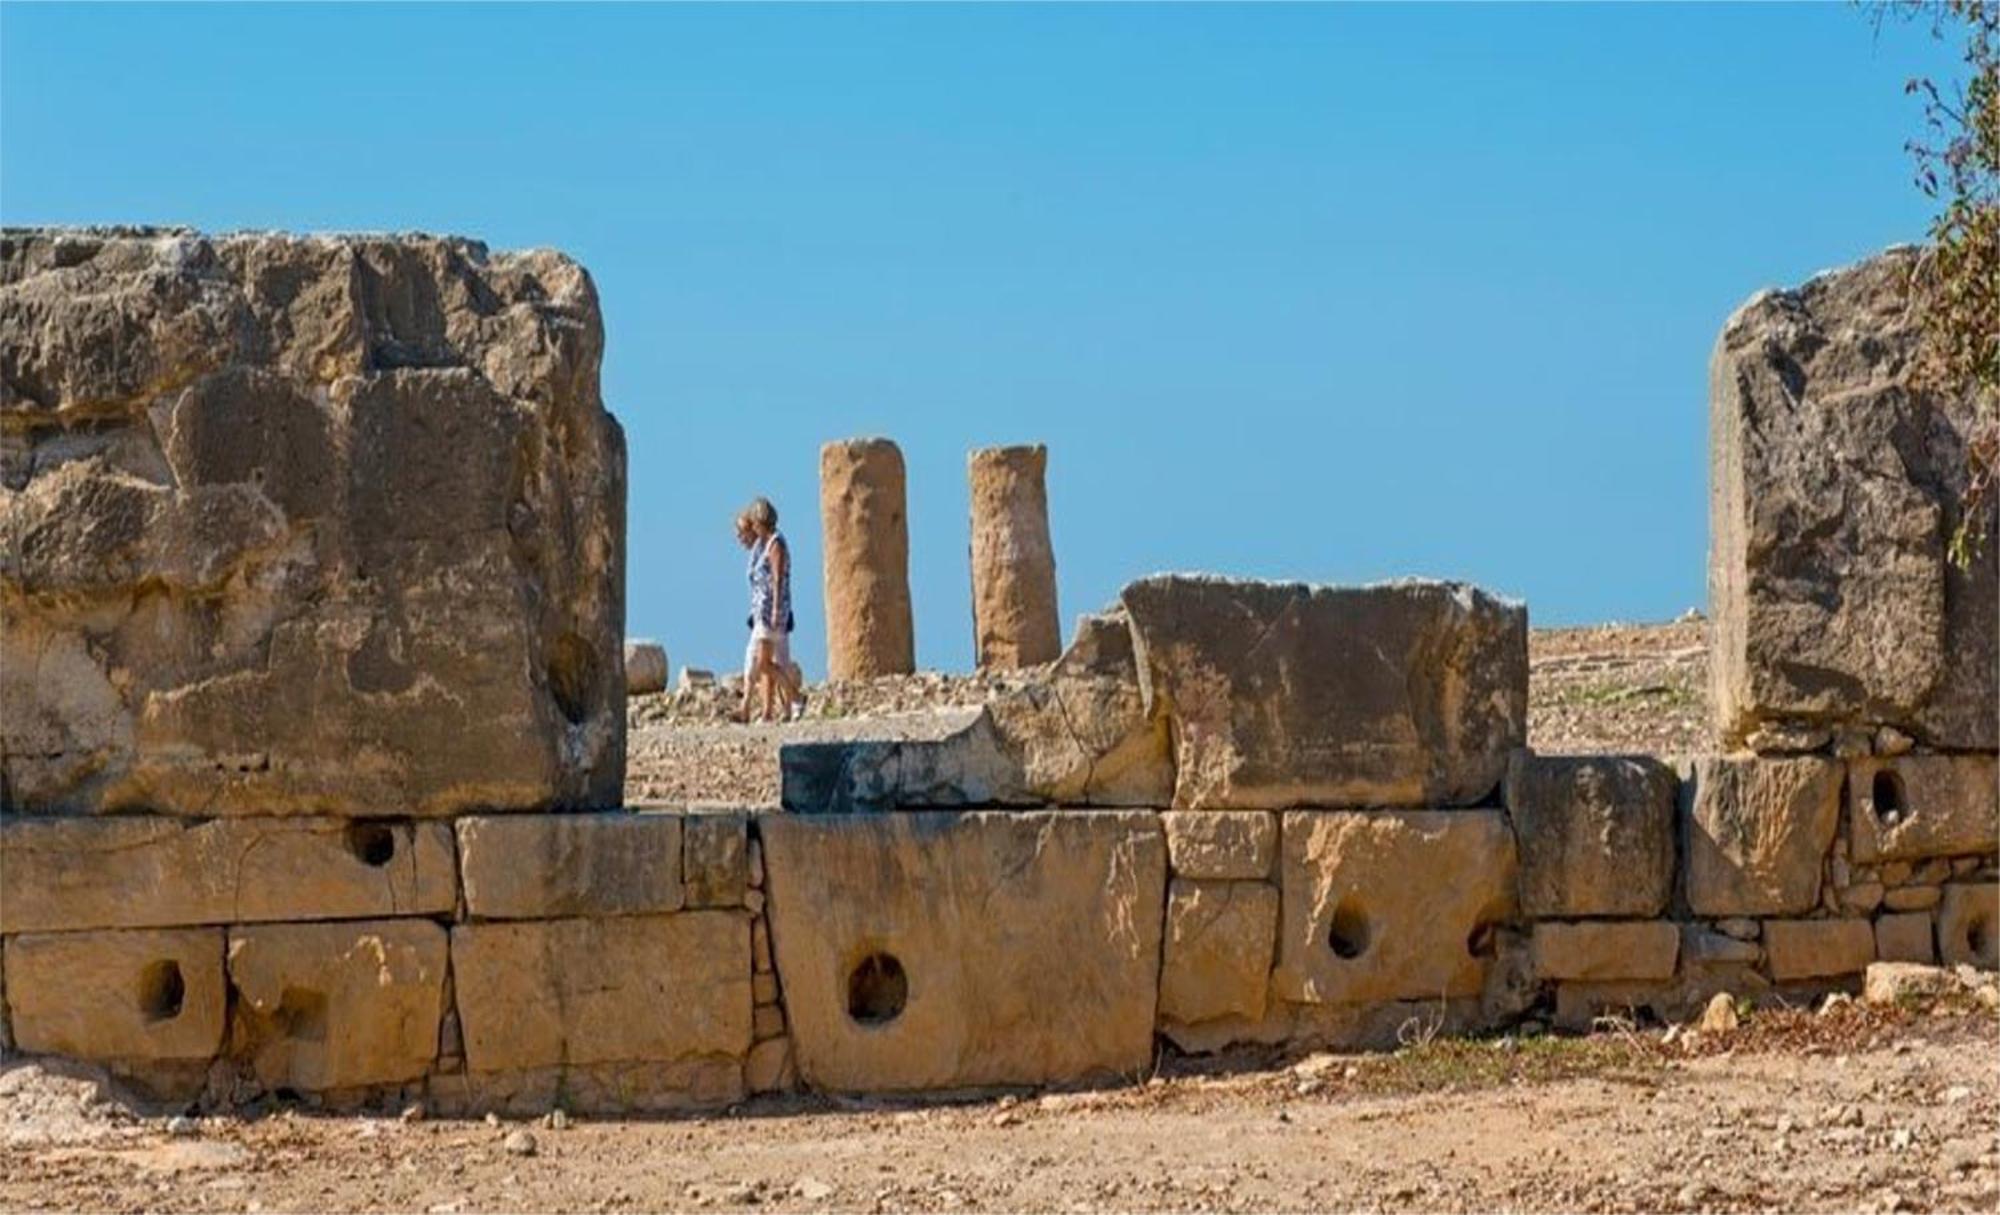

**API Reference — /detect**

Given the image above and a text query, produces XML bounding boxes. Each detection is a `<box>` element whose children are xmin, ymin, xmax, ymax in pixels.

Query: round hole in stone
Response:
<box><xmin>138</xmin><ymin>960</ymin><xmax>186</xmax><ymax>1022</ymax></box>
<box><xmin>1328</xmin><ymin>899</ymin><xmax>1371</xmax><ymax>960</ymax></box>
<box><xmin>547</xmin><ymin>631</ymin><xmax>601</xmax><ymax>726</ymax></box>
<box><xmin>1466</xmin><ymin>922</ymin><xmax>1499</xmax><ymax>959</ymax></box>
<box><xmin>846</xmin><ymin>952</ymin><xmax>908</xmax><ymax>1026</ymax></box>
<box><xmin>1871</xmin><ymin>769</ymin><xmax>1907</xmax><ymax>822</ymax></box>
<box><xmin>345</xmin><ymin>822</ymin><xmax>397</xmax><ymax>867</ymax></box>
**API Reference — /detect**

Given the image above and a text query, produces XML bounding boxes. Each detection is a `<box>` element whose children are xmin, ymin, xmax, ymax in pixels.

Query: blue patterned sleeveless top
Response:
<box><xmin>748</xmin><ymin>531</ymin><xmax>793</xmax><ymax>633</ymax></box>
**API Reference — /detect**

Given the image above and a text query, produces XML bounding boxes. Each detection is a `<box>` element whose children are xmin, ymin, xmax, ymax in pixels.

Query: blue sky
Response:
<box><xmin>1</xmin><ymin>4</ymin><xmax>1960</xmax><ymax>674</ymax></box>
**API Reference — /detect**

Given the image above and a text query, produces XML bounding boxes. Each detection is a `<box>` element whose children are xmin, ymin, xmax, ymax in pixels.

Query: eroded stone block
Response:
<box><xmin>683</xmin><ymin>812</ymin><xmax>748</xmax><ymax>908</ymax></box>
<box><xmin>1684</xmin><ymin>757</ymin><xmax>1841</xmax><ymax>918</ymax></box>
<box><xmin>1504</xmin><ymin>753</ymin><xmax>1676</xmax><ymax>918</ymax></box>
<box><xmin>1763</xmin><ymin>919</ymin><xmax>1875</xmax><ymax>981</ymax></box>
<box><xmin>227</xmin><ymin>920</ymin><xmax>447</xmax><ymax>1091</ymax></box>
<box><xmin>625</xmin><ymin>641</ymin><xmax>668</xmax><ymax>695</ymax></box>
<box><xmin>779</xmin><ymin>709</ymin><xmax>1030</xmax><ymax>813</ymax></box>
<box><xmin>1</xmin><ymin>230</ymin><xmax>627</xmax><ymax>815</ymax></box>
<box><xmin>1159</xmin><ymin>879</ymin><xmax>1278</xmax><ymax>1028</ymax></box>
<box><xmin>457</xmin><ymin>813</ymin><xmax>681</xmax><ymax>920</ymax></box>
<box><xmin>1161</xmin><ymin>811</ymin><xmax>1278</xmax><ymax>880</ymax></box>
<box><xmin>1848</xmin><ymin>755</ymin><xmax>1999</xmax><ymax>864</ymax></box>
<box><xmin>1874</xmin><ymin>912</ymin><xmax>1936</xmax><ymax>965</ymax></box>
<box><xmin>1273</xmin><ymin>810</ymin><xmax>1517</xmax><ymax>1005</ymax></box>
<box><xmin>1937</xmin><ymin>883</ymin><xmax>1999</xmax><ymax>969</ymax></box>
<box><xmin>451</xmin><ymin>913</ymin><xmax>751</xmax><ymax>1074</ymax></box>
<box><xmin>1531</xmin><ymin>921</ymin><xmax>1679</xmax><ymax>982</ymax></box>
<box><xmin>1121</xmin><ymin>576</ymin><xmax>1526</xmax><ymax>809</ymax></box>
<box><xmin>759</xmin><ymin>810</ymin><xmax>1165</xmax><ymax>1092</ymax></box>
<box><xmin>4</xmin><ymin>928</ymin><xmax>225</xmax><ymax>1064</ymax></box>
<box><xmin>428</xmin><ymin>1057</ymin><xmax>744</xmax><ymax>1117</ymax></box>
<box><xmin>0</xmin><ymin>816</ymin><xmax>456</xmax><ymax>933</ymax></box>
<box><xmin>1709</xmin><ymin>248</ymin><xmax>1997</xmax><ymax>751</ymax></box>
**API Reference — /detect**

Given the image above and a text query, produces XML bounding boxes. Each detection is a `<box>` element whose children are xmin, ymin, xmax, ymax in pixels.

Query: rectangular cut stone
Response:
<box><xmin>5</xmin><ymin>928</ymin><xmax>226</xmax><ymax>1063</ymax></box>
<box><xmin>1938</xmin><ymin>883</ymin><xmax>1999</xmax><ymax>969</ymax></box>
<box><xmin>0</xmin><ymin>816</ymin><xmax>456</xmax><ymax>933</ymax></box>
<box><xmin>759</xmin><ymin>811</ymin><xmax>1166</xmax><ymax>1092</ymax></box>
<box><xmin>1847</xmin><ymin>755</ymin><xmax>1999</xmax><ymax>864</ymax></box>
<box><xmin>1504</xmin><ymin>753</ymin><xmax>1677</xmax><ymax>918</ymax></box>
<box><xmin>428</xmin><ymin>1057</ymin><xmax>744</xmax><ymax>1117</ymax></box>
<box><xmin>1121</xmin><ymin>577</ymin><xmax>1526</xmax><ymax>809</ymax></box>
<box><xmin>227</xmin><ymin>920</ymin><xmax>447</xmax><ymax>1091</ymax></box>
<box><xmin>1763</xmin><ymin>919</ymin><xmax>1876</xmax><ymax>981</ymax></box>
<box><xmin>1873</xmin><ymin>912</ymin><xmax>1936</xmax><ymax>965</ymax></box>
<box><xmin>1274</xmin><ymin>810</ymin><xmax>1517</xmax><ymax>1005</ymax></box>
<box><xmin>457</xmin><ymin>812</ymin><xmax>681</xmax><ymax>919</ymax></box>
<box><xmin>1709</xmin><ymin>248</ymin><xmax>1997</xmax><ymax>750</ymax></box>
<box><xmin>1159</xmin><ymin>879</ymin><xmax>1279</xmax><ymax>1027</ymax></box>
<box><xmin>683</xmin><ymin>811</ymin><xmax>748</xmax><ymax>908</ymax></box>
<box><xmin>1531</xmin><ymin>921</ymin><xmax>1680</xmax><ymax>982</ymax></box>
<box><xmin>780</xmin><ymin>709</ymin><xmax>1034</xmax><ymax>813</ymax></box>
<box><xmin>1162</xmin><ymin>811</ymin><xmax>1278</xmax><ymax>880</ymax></box>
<box><xmin>1684</xmin><ymin>757</ymin><xmax>1841</xmax><ymax>918</ymax></box>
<box><xmin>451</xmin><ymin>913</ymin><xmax>751</xmax><ymax>1073</ymax></box>
<box><xmin>1</xmin><ymin>230</ymin><xmax>627</xmax><ymax>815</ymax></box>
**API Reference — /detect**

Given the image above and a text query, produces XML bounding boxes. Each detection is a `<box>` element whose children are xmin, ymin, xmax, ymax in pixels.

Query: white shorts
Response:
<box><xmin>744</xmin><ymin>628</ymin><xmax>790</xmax><ymax>679</ymax></box>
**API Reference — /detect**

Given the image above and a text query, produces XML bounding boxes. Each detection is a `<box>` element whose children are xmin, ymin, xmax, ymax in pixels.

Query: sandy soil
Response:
<box><xmin>4</xmin><ymin>1004</ymin><xmax>1994</xmax><ymax>1214</ymax></box>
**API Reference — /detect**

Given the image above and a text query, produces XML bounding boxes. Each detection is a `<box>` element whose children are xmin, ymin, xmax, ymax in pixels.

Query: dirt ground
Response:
<box><xmin>4</xmin><ymin>1003</ymin><xmax>1995</xmax><ymax>1214</ymax></box>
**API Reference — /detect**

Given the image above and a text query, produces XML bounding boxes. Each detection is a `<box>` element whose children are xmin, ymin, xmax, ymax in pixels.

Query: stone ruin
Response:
<box><xmin>0</xmin><ymin>229</ymin><xmax>1994</xmax><ymax>1113</ymax></box>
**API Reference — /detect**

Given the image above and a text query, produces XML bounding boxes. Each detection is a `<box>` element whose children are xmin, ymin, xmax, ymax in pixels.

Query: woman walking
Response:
<box><xmin>735</xmin><ymin>497</ymin><xmax>805</xmax><ymax>723</ymax></box>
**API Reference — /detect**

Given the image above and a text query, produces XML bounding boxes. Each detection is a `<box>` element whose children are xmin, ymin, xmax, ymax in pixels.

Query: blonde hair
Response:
<box><xmin>744</xmin><ymin>496</ymin><xmax>778</xmax><ymax>532</ymax></box>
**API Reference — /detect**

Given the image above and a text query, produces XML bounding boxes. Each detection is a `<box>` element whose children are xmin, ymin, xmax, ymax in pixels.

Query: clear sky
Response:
<box><xmin>1</xmin><ymin>3</ymin><xmax>1961</xmax><ymax>675</ymax></box>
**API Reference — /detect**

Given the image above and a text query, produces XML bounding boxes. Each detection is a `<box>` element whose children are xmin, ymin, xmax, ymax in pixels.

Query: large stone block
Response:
<box><xmin>428</xmin><ymin>1057</ymin><xmax>744</xmax><ymax>1117</ymax></box>
<box><xmin>624</xmin><ymin>641</ymin><xmax>668</xmax><ymax>695</ymax></box>
<box><xmin>457</xmin><ymin>812</ymin><xmax>681</xmax><ymax>920</ymax></box>
<box><xmin>0</xmin><ymin>229</ymin><xmax>626</xmax><ymax>815</ymax></box>
<box><xmin>682</xmin><ymin>811</ymin><xmax>748</xmax><ymax>908</ymax></box>
<box><xmin>819</xmin><ymin>437</ymin><xmax>914</xmax><ymax>679</ymax></box>
<box><xmin>1709</xmin><ymin>248</ymin><xmax>1998</xmax><ymax>750</ymax></box>
<box><xmin>1121</xmin><ymin>576</ymin><xmax>1526</xmax><ymax>809</ymax></box>
<box><xmin>1847</xmin><ymin>754</ymin><xmax>1999</xmax><ymax>864</ymax></box>
<box><xmin>1273</xmin><ymin>810</ymin><xmax>1517</xmax><ymax>1005</ymax></box>
<box><xmin>4</xmin><ymin>928</ymin><xmax>226</xmax><ymax>1065</ymax></box>
<box><xmin>1530</xmin><ymin>921</ymin><xmax>1679</xmax><ymax>982</ymax></box>
<box><xmin>1158</xmin><ymin>879</ymin><xmax>1279</xmax><ymax>1028</ymax></box>
<box><xmin>1504</xmin><ymin>753</ymin><xmax>1677</xmax><ymax>918</ymax></box>
<box><xmin>1162</xmin><ymin>811</ymin><xmax>1278</xmax><ymax>880</ymax></box>
<box><xmin>1874</xmin><ymin>912</ymin><xmax>1936</xmax><ymax>965</ymax></box>
<box><xmin>759</xmin><ymin>810</ymin><xmax>1165</xmax><ymax>1092</ymax></box>
<box><xmin>1763</xmin><ymin>919</ymin><xmax>1875</xmax><ymax>982</ymax></box>
<box><xmin>1938</xmin><ymin>883</ymin><xmax>1999</xmax><ymax>969</ymax></box>
<box><xmin>1684</xmin><ymin>757</ymin><xmax>1841</xmax><ymax>918</ymax></box>
<box><xmin>967</xmin><ymin>444</ymin><xmax>1060</xmax><ymax>670</ymax></box>
<box><xmin>450</xmin><ymin>913</ymin><xmax>752</xmax><ymax>1074</ymax></box>
<box><xmin>0</xmin><ymin>816</ymin><xmax>456</xmax><ymax>933</ymax></box>
<box><xmin>227</xmin><ymin>920</ymin><xmax>447</xmax><ymax>1091</ymax></box>
<box><xmin>779</xmin><ymin>709</ymin><xmax>1029</xmax><ymax>814</ymax></box>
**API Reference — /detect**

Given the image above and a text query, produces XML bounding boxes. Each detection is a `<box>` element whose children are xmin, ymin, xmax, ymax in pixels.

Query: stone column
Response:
<box><xmin>967</xmin><ymin>444</ymin><xmax>1060</xmax><ymax>669</ymax></box>
<box><xmin>819</xmin><ymin>438</ymin><xmax>915</xmax><ymax>679</ymax></box>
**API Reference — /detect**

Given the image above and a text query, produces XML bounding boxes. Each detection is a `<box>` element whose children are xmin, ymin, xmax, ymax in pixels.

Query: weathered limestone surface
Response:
<box><xmin>1504</xmin><ymin>753</ymin><xmax>1677</xmax><ymax>918</ymax></box>
<box><xmin>683</xmin><ymin>812</ymin><xmax>748</xmax><ymax>908</ymax></box>
<box><xmin>1874</xmin><ymin>912</ymin><xmax>1936</xmax><ymax>965</ymax></box>
<box><xmin>1273</xmin><ymin>811</ymin><xmax>1517</xmax><ymax>1005</ymax></box>
<box><xmin>1684</xmin><ymin>757</ymin><xmax>1841</xmax><ymax>917</ymax></box>
<box><xmin>624</xmin><ymin>641</ymin><xmax>667</xmax><ymax>695</ymax></box>
<box><xmin>1158</xmin><ymin>879</ymin><xmax>1278</xmax><ymax>1028</ymax></box>
<box><xmin>1847</xmin><ymin>754</ymin><xmax>1999</xmax><ymax>863</ymax></box>
<box><xmin>967</xmin><ymin>444</ymin><xmax>1059</xmax><ymax>670</ymax></box>
<box><xmin>0</xmin><ymin>816</ymin><xmax>456</xmax><ymax>933</ymax></box>
<box><xmin>1937</xmin><ymin>882</ymin><xmax>1999</xmax><ymax>969</ymax></box>
<box><xmin>1709</xmin><ymin>247</ymin><xmax>1998</xmax><ymax>751</ymax></box>
<box><xmin>780</xmin><ymin>708</ymin><xmax>1029</xmax><ymax>813</ymax></box>
<box><xmin>759</xmin><ymin>811</ymin><xmax>1166</xmax><ymax>1092</ymax></box>
<box><xmin>0</xmin><ymin>229</ymin><xmax>627</xmax><ymax>816</ymax></box>
<box><xmin>457</xmin><ymin>813</ymin><xmax>682</xmax><ymax>920</ymax></box>
<box><xmin>1530</xmin><ymin>921</ymin><xmax>1679</xmax><ymax>982</ymax></box>
<box><xmin>1763</xmin><ymin>919</ymin><xmax>1875</xmax><ymax>981</ymax></box>
<box><xmin>228</xmin><ymin>920</ymin><xmax>447</xmax><ymax>1091</ymax></box>
<box><xmin>1122</xmin><ymin>577</ymin><xmax>1526</xmax><ymax>809</ymax></box>
<box><xmin>451</xmin><ymin>913</ymin><xmax>752</xmax><ymax>1075</ymax></box>
<box><xmin>819</xmin><ymin>437</ymin><xmax>913</xmax><ymax>679</ymax></box>
<box><xmin>1162</xmin><ymin>811</ymin><xmax>1278</xmax><ymax>880</ymax></box>
<box><xmin>4</xmin><ymin>928</ymin><xmax>226</xmax><ymax>1064</ymax></box>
